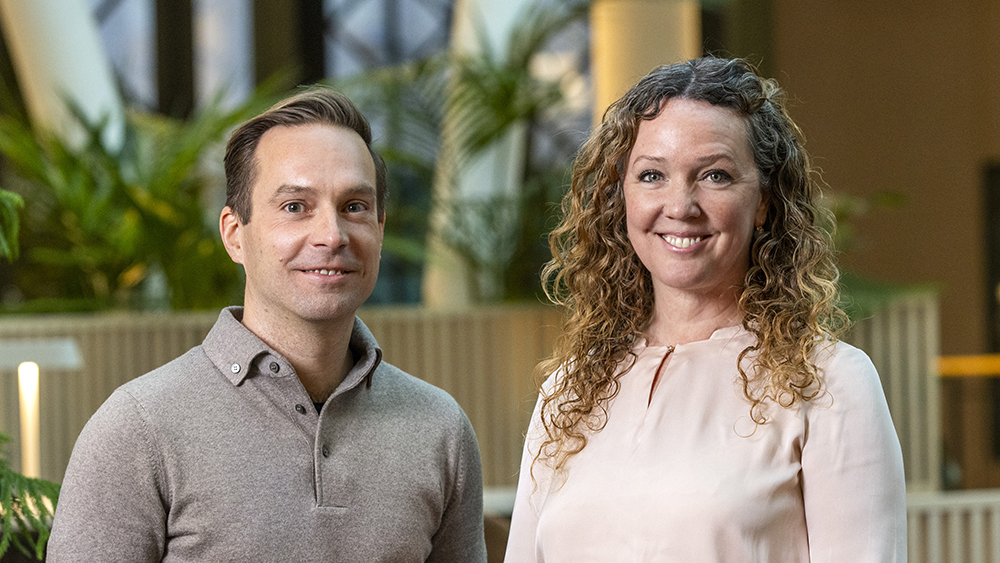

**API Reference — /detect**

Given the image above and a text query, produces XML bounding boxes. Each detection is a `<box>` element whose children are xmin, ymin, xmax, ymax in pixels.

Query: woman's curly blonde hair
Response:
<box><xmin>535</xmin><ymin>57</ymin><xmax>849</xmax><ymax>473</ymax></box>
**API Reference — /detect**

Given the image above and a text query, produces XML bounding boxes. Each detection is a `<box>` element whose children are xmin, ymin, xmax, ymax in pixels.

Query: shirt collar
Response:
<box><xmin>342</xmin><ymin>316</ymin><xmax>383</xmax><ymax>392</ymax></box>
<box><xmin>203</xmin><ymin>306</ymin><xmax>383</xmax><ymax>389</ymax></box>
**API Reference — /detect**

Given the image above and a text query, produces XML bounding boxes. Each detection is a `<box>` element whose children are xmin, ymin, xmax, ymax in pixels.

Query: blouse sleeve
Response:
<box><xmin>504</xmin><ymin>391</ymin><xmax>551</xmax><ymax>563</ymax></box>
<box><xmin>800</xmin><ymin>343</ymin><xmax>907</xmax><ymax>562</ymax></box>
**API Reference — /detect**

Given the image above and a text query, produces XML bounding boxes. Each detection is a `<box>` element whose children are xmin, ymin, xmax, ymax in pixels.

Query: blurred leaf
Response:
<box><xmin>839</xmin><ymin>270</ymin><xmax>939</xmax><ymax>321</ymax></box>
<box><xmin>0</xmin><ymin>188</ymin><xmax>22</xmax><ymax>261</ymax></box>
<box><xmin>0</xmin><ymin>432</ymin><xmax>60</xmax><ymax>560</ymax></box>
<box><xmin>0</xmin><ymin>84</ymin><xmax>282</xmax><ymax>312</ymax></box>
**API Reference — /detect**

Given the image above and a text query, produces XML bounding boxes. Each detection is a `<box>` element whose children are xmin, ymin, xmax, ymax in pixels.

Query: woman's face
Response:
<box><xmin>623</xmin><ymin>97</ymin><xmax>767</xmax><ymax>302</ymax></box>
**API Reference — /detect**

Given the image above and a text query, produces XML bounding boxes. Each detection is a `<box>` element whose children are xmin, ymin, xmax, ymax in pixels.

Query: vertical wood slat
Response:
<box><xmin>926</xmin><ymin>297</ymin><xmax>943</xmax><ymax>493</ymax></box>
<box><xmin>907</xmin><ymin>490</ymin><xmax>1000</xmax><ymax>563</ymax></box>
<box><xmin>844</xmin><ymin>290</ymin><xmax>940</xmax><ymax>491</ymax></box>
<box><xmin>992</xmin><ymin>506</ymin><xmax>1000</xmax><ymax>563</ymax></box>
<box><xmin>928</xmin><ymin>509</ymin><xmax>943</xmax><ymax>563</ymax></box>
<box><xmin>972</xmin><ymin>508</ymin><xmax>985</xmax><ymax>563</ymax></box>
<box><xmin>906</xmin><ymin>300</ymin><xmax>926</xmax><ymax>486</ymax></box>
<box><xmin>909</xmin><ymin>509</ymin><xmax>923</xmax><ymax>563</ymax></box>
<box><xmin>951</xmin><ymin>508</ymin><xmax>966</xmax><ymax>563</ymax></box>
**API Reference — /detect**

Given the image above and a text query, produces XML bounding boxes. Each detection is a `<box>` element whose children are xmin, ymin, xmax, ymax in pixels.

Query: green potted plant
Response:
<box><xmin>0</xmin><ymin>89</ymin><xmax>279</xmax><ymax>313</ymax></box>
<box><xmin>0</xmin><ymin>433</ymin><xmax>60</xmax><ymax>561</ymax></box>
<box><xmin>0</xmin><ymin>166</ymin><xmax>58</xmax><ymax>562</ymax></box>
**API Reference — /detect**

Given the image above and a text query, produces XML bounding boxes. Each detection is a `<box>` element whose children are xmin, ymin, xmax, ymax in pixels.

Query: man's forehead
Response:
<box><xmin>251</xmin><ymin>124</ymin><xmax>376</xmax><ymax>183</ymax></box>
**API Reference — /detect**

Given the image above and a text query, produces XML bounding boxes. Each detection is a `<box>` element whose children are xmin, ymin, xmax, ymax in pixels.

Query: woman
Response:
<box><xmin>504</xmin><ymin>57</ymin><xmax>906</xmax><ymax>562</ymax></box>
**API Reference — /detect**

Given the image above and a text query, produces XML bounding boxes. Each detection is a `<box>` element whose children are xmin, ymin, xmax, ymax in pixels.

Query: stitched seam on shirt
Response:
<box><xmin>121</xmin><ymin>388</ymin><xmax>170</xmax><ymax>509</ymax></box>
<box><xmin>446</xmin><ymin>409</ymin><xmax>470</xmax><ymax>522</ymax></box>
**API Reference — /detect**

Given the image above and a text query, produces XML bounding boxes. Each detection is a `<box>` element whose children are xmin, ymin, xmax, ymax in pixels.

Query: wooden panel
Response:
<box><xmin>845</xmin><ymin>291</ymin><xmax>941</xmax><ymax>491</ymax></box>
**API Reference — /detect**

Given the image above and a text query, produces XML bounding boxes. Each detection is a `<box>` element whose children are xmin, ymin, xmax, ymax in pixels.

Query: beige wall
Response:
<box><xmin>771</xmin><ymin>0</ymin><xmax>999</xmax><ymax>355</ymax></box>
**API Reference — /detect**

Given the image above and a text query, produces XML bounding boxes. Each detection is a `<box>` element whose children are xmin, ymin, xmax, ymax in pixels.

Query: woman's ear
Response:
<box><xmin>755</xmin><ymin>189</ymin><xmax>770</xmax><ymax>228</ymax></box>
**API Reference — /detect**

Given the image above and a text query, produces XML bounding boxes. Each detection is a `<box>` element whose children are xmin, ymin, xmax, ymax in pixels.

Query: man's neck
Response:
<box><xmin>240</xmin><ymin>308</ymin><xmax>357</xmax><ymax>403</ymax></box>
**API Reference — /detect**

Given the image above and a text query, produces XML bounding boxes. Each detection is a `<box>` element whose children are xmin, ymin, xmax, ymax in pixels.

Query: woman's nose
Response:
<box><xmin>664</xmin><ymin>184</ymin><xmax>701</xmax><ymax>220</ymax></box>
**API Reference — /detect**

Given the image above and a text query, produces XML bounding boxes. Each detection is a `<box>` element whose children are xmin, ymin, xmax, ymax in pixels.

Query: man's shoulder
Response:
<box><xmin>370</xmin><ymin>361</ymin><xmax>469</xmax><ymax>419</ymax></box>
<box><xmin>115</xmin><ymin>345</ymin><xmax>216</xmax><ymax>404</ymax></box>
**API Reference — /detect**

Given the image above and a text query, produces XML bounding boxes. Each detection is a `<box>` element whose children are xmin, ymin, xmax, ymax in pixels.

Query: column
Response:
<box><xmin>589</xmin><ymin>0</ymin><xmax>701</xmax><ymax>124</ymax></box>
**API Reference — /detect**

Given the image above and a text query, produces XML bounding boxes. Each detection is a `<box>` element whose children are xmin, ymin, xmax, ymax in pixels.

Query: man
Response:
<box><xmin>48</xmin><ymin>88</ymin><xmax>488</xmax><ymax>562</ymax></box>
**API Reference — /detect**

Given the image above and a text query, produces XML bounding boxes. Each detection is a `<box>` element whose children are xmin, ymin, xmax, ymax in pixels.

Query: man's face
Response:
<box><xmin>220</xmin><ymin>123</ymin><xmax>384</xmax><ymax>333</ymax></box>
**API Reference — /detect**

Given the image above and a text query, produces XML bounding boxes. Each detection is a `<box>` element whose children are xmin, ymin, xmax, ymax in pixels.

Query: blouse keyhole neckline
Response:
<box><xmin>648</xmin><ymin>345</ymin><xmax>675</xmax><ymax>406</ymax></box>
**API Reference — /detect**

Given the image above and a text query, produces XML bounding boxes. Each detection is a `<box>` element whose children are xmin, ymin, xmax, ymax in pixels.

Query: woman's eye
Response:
<box><xmin>638</xmin><ymin>170</ymin><xmax>663</xmax><ymax>182</ymax></box>
<box><xmin>705</xmin><ymin>170</ymin><xmax>732</xmax><ymax>183</ymax></box>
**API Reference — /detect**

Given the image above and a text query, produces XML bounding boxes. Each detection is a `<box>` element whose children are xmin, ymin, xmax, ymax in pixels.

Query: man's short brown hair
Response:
<box><xmin>224</xmin><ymin>87</ymin><xmax>387</xmax><ymax>223</ymax></box>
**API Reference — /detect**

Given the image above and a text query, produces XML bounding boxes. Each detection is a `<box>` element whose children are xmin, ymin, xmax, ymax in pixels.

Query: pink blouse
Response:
<box><xmin>504</xmin><ymin>325</ymin><xmax>906</xmax><ymax>562</ymax></box>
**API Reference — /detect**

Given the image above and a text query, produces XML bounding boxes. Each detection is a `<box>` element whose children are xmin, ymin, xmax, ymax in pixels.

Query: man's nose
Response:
<box><xmin>312</xmin><ymin>209</ymin><xmax>348</xmax><ymax>248</ymax></box>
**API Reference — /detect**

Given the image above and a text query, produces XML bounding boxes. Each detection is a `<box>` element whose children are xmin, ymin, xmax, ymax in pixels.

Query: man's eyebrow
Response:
<box><xmin>267</xmin><ymin>183</ymin><xmax>377</xmax><ymax>203</ymax></box>
<box><xmin>342</xmin><ymin>184</ymin><xmax>377</xmax><ymax>199</ymax></box>
<box><xmin>268</xmin><ymin>184</ymin><xmax>316</xmax><ymax>202</ymax></box>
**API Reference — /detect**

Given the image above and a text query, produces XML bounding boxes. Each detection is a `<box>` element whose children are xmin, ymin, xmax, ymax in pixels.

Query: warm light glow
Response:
<box><xmin>18</xmin><ymin>361</ymin><xmax>40</xmax><ymax>478</ymax></box>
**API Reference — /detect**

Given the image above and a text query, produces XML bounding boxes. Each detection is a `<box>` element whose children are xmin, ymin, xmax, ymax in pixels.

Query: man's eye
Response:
<box><xmin>284</xmin><ymin>202</ymin><xmax>304</xmax><ymax>213</ymax></box>
<box><xmin>346</xmin><ymin>202</ymin><xmax>368</xmax><ymax>213</ymax></box>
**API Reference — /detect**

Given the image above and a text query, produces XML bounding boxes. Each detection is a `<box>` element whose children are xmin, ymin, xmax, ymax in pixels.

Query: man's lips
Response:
<box><xmin>301</xmin><ymin>268</ymin><xmax>350</xmax><ymax>276</ymax></box>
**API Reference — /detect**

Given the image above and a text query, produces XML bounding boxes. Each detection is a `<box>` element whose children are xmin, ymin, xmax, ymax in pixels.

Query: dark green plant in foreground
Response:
<box><xmin>0</xmin><ymin>433</ymin><xmax>60</xmax><ymax>560</ymax></box>
<box><xmin>0</xmin><ymin>92</ymin><xmax>277</xmax><ymax>313</ymax></box>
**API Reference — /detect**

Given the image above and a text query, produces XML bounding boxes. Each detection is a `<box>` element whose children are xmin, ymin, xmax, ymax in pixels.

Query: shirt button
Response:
<box><xmin>269</xmin><ymin>362</ymin><xmax>280</xmax><ymax>373</ymax></box>
<box><xmin>230</xmin><ymin>363</ymin><xmax>240</xmax><ymax>374</ymax></box>
<box><xmin>322</xmin><ymin>445</ymin><xmax>330</xmax><ymax>458</ymax></box>
<box><xmin>295</xmin><ymin>404</ymin><xmax>306</xmax><ymax>414</ymax></box>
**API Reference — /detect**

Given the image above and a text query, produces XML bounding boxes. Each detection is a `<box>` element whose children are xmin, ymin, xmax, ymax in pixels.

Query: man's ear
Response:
<box><xmin>220</xmin><ymin>206</ymin><xmax>245</xmax><ymax>265</ymax></box>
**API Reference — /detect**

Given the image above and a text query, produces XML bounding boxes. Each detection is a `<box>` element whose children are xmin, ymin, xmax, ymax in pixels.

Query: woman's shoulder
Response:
<box><xmin>813</xmin><ymin>338</ymin><xmax>877</xmax><ymax>376</ymax></box>
<box><xmin>810</xmin><ymin>338</ymin><xmax>887</xmax><ymax>410</ymax></box>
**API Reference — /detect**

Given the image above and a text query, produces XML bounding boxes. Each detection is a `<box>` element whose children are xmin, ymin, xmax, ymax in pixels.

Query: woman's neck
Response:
<box><xmin>643</xmin><ymin>286</ymin><xmax>743</xmax><ymax>346</ymax></box>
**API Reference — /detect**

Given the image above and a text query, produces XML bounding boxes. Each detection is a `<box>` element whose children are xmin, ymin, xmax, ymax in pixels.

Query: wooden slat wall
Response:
<box><xmin>844</xmin><ymin>291</ymin><xmax>941</xmax><ymax>492</ymax></box>
<box><xmin>0</xmin><ymin>306</ymin><xmax>561</xmax><ymax>487</ymax></box>
<box><xmin>907</xmin><ymin>490</ymin><xmax>1000</xmax><ymax>563</ymax></box>
<box><xmin>0</xmin><ymin>312</ymin><xmax>217</xmax><ymax>483</ymax></box>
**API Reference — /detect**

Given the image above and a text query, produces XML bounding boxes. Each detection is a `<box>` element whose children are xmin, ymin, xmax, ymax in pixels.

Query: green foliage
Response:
<box><xmin>436</xmin><ymin>2</ymin><xmax>589</xmax><ymax>302</ymax></box>
<box><xmin>0</xmin><ymin>188</ymin><xmax>22</xmax><ymax>261</ymax></box>
<box><xmin>0</xmin><ymin>91</ymin><xmax>278</xmax><ymax>312</ymax></box>
<box><xmin>839</xmin><ymin>270</ymin><xmax>938</xmax><ymax>322</ymax></box>
<box><xmin>821</xmin><ymin>191</ymin><xmax>920</xmax><ymax>320</ymax></box>
<box><xmin>0</xmin><ymin>433</ymin><xmax>60</xmax><ymax>560</ymax></box>
<box><xmin>338</xmin><ymin>0</ymin><xmax>590</xmax><ymax>302</ymax></box>
<box><xmin>823</xmin><ymin>190</ymin><xmax>907</xmax><ymax>254</ymax></box>
<box><xmin>335</xmin><ymin>57</ymin><xmax>448</xmax><ymax>279</ymax></box>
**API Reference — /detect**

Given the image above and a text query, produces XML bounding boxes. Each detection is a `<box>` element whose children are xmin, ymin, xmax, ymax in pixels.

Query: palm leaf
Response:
<box><xmin>0</xmin><ymin>433</ymin><xmax>60</xmax><ymax>560</ymax></box>
<box><xmin>0</xmin><ymin>188</ymin><xmax>22</xmax><ymax>261</ymax></box>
